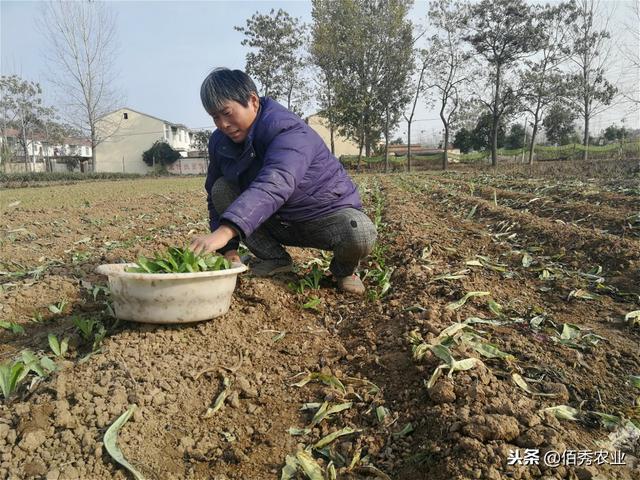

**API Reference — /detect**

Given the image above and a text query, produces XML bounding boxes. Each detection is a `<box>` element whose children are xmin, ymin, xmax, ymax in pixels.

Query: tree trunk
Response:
<box><xmin>357</xmin><ymin>141</ymin><xmax>364</xmax><ymax>172</ymax></box>
<box><xmin>491</xmin><ymin>122</ymin><xmax>499</xmax><ymax>167</ymax></box>
<box><xmin>439</xmin><ymin>96</ymin><xmax>448</xmax><ymax>171</ymax></box>
<box><xmin>491</xmin><ymin>65</ymin><xmax>501</xmax><ymax>167</ymax></box>
<box><xmin>286</xmin><ymin>84</ymin><xmax>293</xmax><ymax>111</ymax></box>
<box><xmin>583</xmin><ymin>110</ymin><xmax>590</xmax><ymax>161</ymax></box>
<box><xmin>356</xmin><ymin>114</ymin><xmax>365</xmax><ymax>172</ymax></box>
<box><xmin>407</xmin><ymin>121</ymin><xmax>412</xmax><ymax>172</ymax></box>
<box><xmin>365</xmin><ymin>131</ymin><xmax>371</xmax><ymax>158</ymax></box>
<box><xmin>23</xmin><ymin>142</ymin><xmax>29</xmax><ymax>171</ymax></box>
<box><xmin>329</xmin><ymin>125</ymin><xmax>335</xmax><ymax>155</ymax></box>
<box><xmin>326</xmin><ymin>82</ymin><xmax>335</xmax><ymax>155</ymax></box>
<box><xmin>20</xmin><ymin>115</ymin><xmax>29</xmax><ymax>171</ymax></box>
<box><xmin>582</xmin><ymin>62</ymin><xmax>589</xmax><ymax>161</ymax></box>
<box><xmin>443</xmin><ymin>126</ymin><xmax>449</xmax><ymax>171</ymax></box>
<box><xmin>384</xmin><ymin>106</ymin><xmax>390</xmax><ymax>173</ymax></box>
<box><xmin>528</xmin><ymin>119</ymin><xmax>539</xmax><ymax>165</ymax></box>
<box><xmin>91</xmin><ymin>124</ymin><xmax>98</xmax><ymax>173</ymax></box>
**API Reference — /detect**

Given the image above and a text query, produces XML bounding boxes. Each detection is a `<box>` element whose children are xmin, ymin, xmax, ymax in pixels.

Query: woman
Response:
<box><xmin>190</xmin><ymin>68</ymin><xmax>376</xmax><ymax>295</ymax></box>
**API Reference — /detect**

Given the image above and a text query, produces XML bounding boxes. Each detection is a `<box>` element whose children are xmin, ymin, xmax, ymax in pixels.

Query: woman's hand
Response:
<box><xmin>224</xmin><ymin>249</ymin><xmax>242</xmax><ymax>264</ymax></box>
<box><xmin>190</xmin><ymin>225</ymin><xmax>237</xmax><ymax>255</ymax></box>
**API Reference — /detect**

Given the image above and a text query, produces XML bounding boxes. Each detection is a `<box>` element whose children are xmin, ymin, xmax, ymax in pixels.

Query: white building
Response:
<box><xmin>0</xmin><ymin>128</ymin><xmax>92</xmax><ymax>172</ymax></box>
<box><xmin>305</xmin><ymin>113</ymin><xmax>360</xmax><ymax>157</ymax></box>
<box><xmin>95</xmin><ymin>107</ymin><xmax>198</xmax><ymax>174</ymax></box>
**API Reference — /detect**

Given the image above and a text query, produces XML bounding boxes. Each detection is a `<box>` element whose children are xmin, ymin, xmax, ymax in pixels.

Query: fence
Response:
<box><xmin>2</xmin><ymin>160</ymin><xmax>46</xmax><ymax>173</ymax></box>
<box><xmin>166</xmin><ymin>157</ymin><xmax>208</xmax><ymax>175</ymax></box>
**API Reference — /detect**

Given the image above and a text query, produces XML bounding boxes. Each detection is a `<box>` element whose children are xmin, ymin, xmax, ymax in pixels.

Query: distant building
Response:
<box><xmin>305</xmin><ymin>114</ymin><xmax>360</xmax><ymax>157</ymax></box>
<box><xmin>95</xmin><ymin>107</ymin><xmax>199</xmax><ymax>174</ymax></box>
<box><xmin>0</xmin><ymin>128</ymin><xmax>92</xmax><ymax>172</ymax></box>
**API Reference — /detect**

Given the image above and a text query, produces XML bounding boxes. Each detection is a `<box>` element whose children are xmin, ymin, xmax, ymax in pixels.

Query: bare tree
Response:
<box><xmin>41</xmin><ymin>1</ymin><xmax>122</xmax><ymax>172</ymax></box>
<box><xmin>619</xmin><ymin>1</ymin><xmax>640</xmax><ymax>107</ymax></box>
<box><xmin>312</xmin><ymin>69</ymin><xmax>338</xmax><ymax>155</ymax></box>
<box><xmin>519</xmin><ymin>1</ymin><xmax>577</xmax><ymax>164</ymax></box>
<box><xmin>379</xmin><ymin>3</ymin><xmax>414</xmax><ymax>173</ymax></box>
<box><xmin>403</xmin><ymin>50</ymin><xmax>429</xmax><ymax>172</ymax></box>
<box><xmin>565</xmin><ymin>0</ymin><xmax>616</xmax><ymax>160</ymax></box>
<box><xmin>401</xmin><ymin>22</ymin><xmax>430</xmax><ymax>172</ymax></box>
<box><xmin>426</xmin><ymin>0</ymin><xmax>473</xmax><ymax>170</ymax></box>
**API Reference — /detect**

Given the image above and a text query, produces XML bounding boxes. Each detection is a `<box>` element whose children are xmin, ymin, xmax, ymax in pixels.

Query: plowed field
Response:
<box><xmin>1</xmin><ymin>169</ymin><xmax>639</xmax><ymax>480</ymax></box>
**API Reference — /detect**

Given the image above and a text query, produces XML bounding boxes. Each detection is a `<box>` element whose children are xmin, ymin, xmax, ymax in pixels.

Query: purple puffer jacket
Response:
<box><xmin>205</xmin><ymin>97</ymin><xmax>362</xmax><ymax>238</ymax></box>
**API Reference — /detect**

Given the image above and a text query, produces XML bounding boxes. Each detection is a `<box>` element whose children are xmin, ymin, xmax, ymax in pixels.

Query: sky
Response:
<box><xmin>1</xmin><ymin>0</ymin><xmax>638</xmax><ymax>144</ymax></box>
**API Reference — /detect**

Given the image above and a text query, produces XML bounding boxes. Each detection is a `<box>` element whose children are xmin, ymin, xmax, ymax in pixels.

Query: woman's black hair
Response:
<box><xmin>200</xmin><ymin>68</ymin><xmax>259</xmax><ymax>115</ymax></box>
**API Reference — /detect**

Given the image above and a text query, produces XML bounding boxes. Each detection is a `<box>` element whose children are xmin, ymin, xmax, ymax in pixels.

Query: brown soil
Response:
<box><xmin>432</xmin><ymin>176</ymin><xmax>639</xmax><ymax>239</ymax></box>
<box><xmin>0</xmin><ymin>173</ymin><xmax>638</xmax><ymax>480</ymax></box>
<box><xmin>444</xmin><ymin>169</ymin><xmax>640</xmax><ymax>210</ymax></box>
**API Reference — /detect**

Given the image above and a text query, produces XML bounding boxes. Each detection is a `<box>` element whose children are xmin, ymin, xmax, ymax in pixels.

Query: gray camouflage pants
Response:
<box><xmin>211</xmin><ymin>178</ymin><xmax>377</xmax><ymax>277</ymax></box>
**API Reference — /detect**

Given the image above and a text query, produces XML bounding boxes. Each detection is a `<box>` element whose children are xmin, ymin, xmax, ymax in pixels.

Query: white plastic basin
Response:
<box><xmin>95</xmin><ymin>263</ymin><xmax>247</xmax><ymax>324</ymax></box>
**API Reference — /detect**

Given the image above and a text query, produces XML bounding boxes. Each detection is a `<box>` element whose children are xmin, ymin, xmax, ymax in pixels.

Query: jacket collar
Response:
<box><xmin>243</xmin><ymin>97</ymin><xmax>265</xmax><ymax>146</ymax></box>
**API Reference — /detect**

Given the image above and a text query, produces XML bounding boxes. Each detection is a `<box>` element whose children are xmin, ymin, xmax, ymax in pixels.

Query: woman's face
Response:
<box><xmin>212</xmin><ymin>93</ymin><xmax>259</xmax><ymax>143</ymax></box>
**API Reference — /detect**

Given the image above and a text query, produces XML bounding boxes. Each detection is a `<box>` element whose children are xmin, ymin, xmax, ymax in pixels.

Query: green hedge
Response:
<box><xmin>0</xmin><ymin>171</ymin><xmax>145</xmax><ymax>184</ymax></box>
<box><xmin>454</xmin><ymin>151</ymin><xmax>490</xmax><ymax>162</ymax></box>
<box><xmin>340</xmin><ymin>153</ymin><xmax>444</xmax><ymax>167</ymax></box>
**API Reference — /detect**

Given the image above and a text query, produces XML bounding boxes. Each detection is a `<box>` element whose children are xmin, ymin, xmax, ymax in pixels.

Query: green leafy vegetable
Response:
<box><xmin>592</xmin><ymin>412</ymin><xmax>622</xmax><ymax>429</ymax></box>
<box><xmin>104</xmin><ymin>406</ymin><xmax>145</xmax><ymax>480</ymax></box>
<box><xmin>431</xmin><ymin>270</ymin><xmax>469</xmax><ymax>282</ymax></box>
<box><xmin>0</xmin><ymin>360</ymin><xmax>27</xmax><ymax>400</ymax></box>
<box><xmin>291</xmin><ymin>372</ymin><xmax>346</xmax><ymax>394</ymax></box>
<box><xmin>471</xmin><ymin>342</ymin><xmax>514</xmax><ymax>360</ymax></box>
<box><xmin>487</xmin><ymin>300</ymin><xmax>503</xmax><ymax>316</ymax></box>
<box><xmin>311</xmin><ymin>402</ymin><xmax>352</xmax><ymax>426</ymax></box>
<box><xmin>392</xmin><ymin>423</ymin><xmax>414</xmax><ymax>438</ymax></box>
<box><xmin>21</xmin><ymin>350</ymin><xmax>56</xmax><ymax>377</ymax></box>
<box><xmin>302</xmin><ymin>297</ymin><xmax>322</xmax><ymax>311</ymax></box>
<box><xmin>72</xmin><ymin>317</ymin><xmax>98</xmax><ymax>340</ymax></box>
<box><xmin>125</xmin><ymin>247</ymin><xmax>231</xmax><ymax>274</ymax></box>
<box><xmin>542</xmin><ymin>405</ymin><xmax>579</xmax><ymax>421</ymax></box>
<box><xmin>295</xmin><ymin>450</ymin><xmax>325</xmax><ymax>480</ymax></box>
<box><xmin>446</xmin><ymin>291</ymin><xmax>490</xmax><ymax>311</ymax></box>
<box><xmin>375</xmin><ymin>405</ymin><xmax>389</xmax><ymax>423</ymax></box>
<box><xmin>567</xmin><ymin>289</ymin><xmax>597</xmax><ymax>301</ymax></box>
<box><xmin>511</xmin><ymin>374</ymin><xmax>557</xmax><ymax>397</ymax></box>
<box><xmin>314</xmin><ymin>427</ymin><xmax>360</xmax><ymax>449</ymax></box>
<box><xmin>48</xmin><ymin>334</ymin><xmax>69</xmax><ymax>358</ymax></box>
<box><xmin>48</xmin><ymin>300</ymin><xmax>67</xmax><ymax>315</ymax></box>
<box><xmin>203</xmin><ymin>376</ymin><xmax>230</xmax><ymax>418</ymax></box>
<box><xmin>0</xmin><ymin>321</ymin><xmax>25</xmax><ymax>334</ymax></box>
